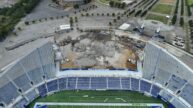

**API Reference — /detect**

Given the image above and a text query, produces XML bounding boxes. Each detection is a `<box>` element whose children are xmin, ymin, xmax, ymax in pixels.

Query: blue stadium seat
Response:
<box><xmin>151</xmin><ymin>85</ymin><xmax>161</xmax><ymax>97</ymax></box>
<box><xmin>58</xmin><ymin>78</ymin><xmax>67</xmax><ymax>90</ymax></box>
<box><xmin>26</xmin><ymin>90</ymin><xmax>38</xmax><ymax>102</ymax></box>
<box><xmin>14</xmin><ymin>99</ymin><xmax>28</xmax><ymax>108</ymax></box>
<box><xmin>66</xmin><ymin>77</ymin><xmax>76</xmax><ymax>90</ymax></box>
<box><xmin>131</xmin><ymin>78</ymin><xmax>139</xmax><ymax>91</ymax></box>
<box><xmin>47</xmin><ymin>80</ymin><xmax>58</xmax><ymax>92</ymax></box>
<box><xmin>37</xmin><ymin>84</ymin><xmax>47</xmax><ymax>97</ymax></box>
<box><xmin>121</xmin><ymin>78</ymin><xmax>130</xmax><ymax>90</ymax></box>
<box><xmin>108</xmin><ymin>77</ymin><xmax>121</xmax><ymax>90</ymax></box>
<box><xmin>180</xmin><ymin>83</ymin><xmax>193</xmax><ymax>106</ymax></box>
<box><xmin>140</xmin><ymin>80</ymin><xmax>151</xmax><ymax>93</ymax></box>
<box><xmin>14</xmin><ymin>74</ymin><xmax>32</xmax><ymax>92</ymax></box>
<box><xmin>77</xmin><ymin>77</ymin><xmax>90</xmax><ymax>90</ymax></box>
<box><xmin>91</xmin><ymin>77</ymin><xmax>107</xmax><ymax>89</ymax></box>
<box><xmin>0</xmin><ymin>82</ymin><xmax>20</xmax><ymax>105</ymax></box>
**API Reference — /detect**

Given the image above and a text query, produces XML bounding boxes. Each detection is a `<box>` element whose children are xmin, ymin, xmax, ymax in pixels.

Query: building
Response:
<box><xmin>55</xmin><ymin>24</ymin><xmax>71</xmax><ymax>33</ymax></box>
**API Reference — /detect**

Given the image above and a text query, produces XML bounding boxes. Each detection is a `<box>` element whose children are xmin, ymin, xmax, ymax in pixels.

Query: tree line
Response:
<box><xmin>0</xmin><ymin>0</ymin><xmax>41</xmax><ymax>40</ymax></box>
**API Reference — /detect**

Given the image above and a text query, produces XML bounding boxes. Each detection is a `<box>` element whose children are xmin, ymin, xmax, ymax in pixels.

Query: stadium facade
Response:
<box><xmin>0</xmin><ymin>41</ymin><xmax>193</xmax><ymax>108</ymax></box>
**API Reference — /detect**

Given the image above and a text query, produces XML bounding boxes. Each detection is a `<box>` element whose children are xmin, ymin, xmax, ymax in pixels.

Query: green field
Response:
<box><xmin>151</xmin><ymin>4</ymin><xmax>173</xmax><ymax>14</ymax></box>
<box><xmin>146</xmin><ymin>13</ymin><xmax>168</xmax><ymax>24</ymax></box>
<box><xmin>27</xmin><ymin>90</ymin><xmax>168</xmax><ymax>108</ymax></box>
<box><xmin>99</xmin><ymin>0</ymin><xmax>123</xmax><ymax>4</ymax></box>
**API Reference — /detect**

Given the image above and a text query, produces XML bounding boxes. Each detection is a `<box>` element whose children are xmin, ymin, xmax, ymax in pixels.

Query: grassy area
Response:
<box><xmin>146</xmin><ymin>13</ymin><xmax>168</xmax><ymax>24</ymax></box>
<box><xmin>99</xmin><ymin>0</ymin><xmax>123</xmax><ymax>4</ymax></box>
<box><xmin>27</xmin><ymin>90</ymin><xmax>168</xmax><ymax>108</ymax></box>
<box><xmin>151</xmin><ymin>4</ymin><xmax>173</xmax><ymax>14</ymax></box>
<box><xmin>159</xmin><ymin>0</ymin><xmax>176</xmax><ymax>5</ymax></box>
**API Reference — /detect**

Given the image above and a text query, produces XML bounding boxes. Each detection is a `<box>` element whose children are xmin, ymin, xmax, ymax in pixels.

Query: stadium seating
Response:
<box><xmin>37</xmin><ymin>43</ymin><xmax>55</xmax><ymax>79</ymax></box>
<box><xmin>167</xmin><ymin>75</ymin><xmax>186</xmax><ymax>92</ymax></box>
<box><xmin>66</xmin><ymin>77</ymin><xmax>77</xmax><ymax>90</ymax></box>
<box><xmin>37</xmin><ymin>84</ymin><xmax>47</xmax><ymax>97</ymax></box>
<box><xmin>159</xmin><ymin>90</ymin><xmax>173</xmax><ymax>102</ymax></box>
<box><xmin>14</xmin><ymin>99</ymin><xmax>28</xmax><ymax>108</ymax></box>
<box><xmin>143</xmin><ymin>43</ymin><xmax>160</xmax><ymax>80</ymax></box>
<box><xmin>140</xmin><ymin>80</ymin><xmax>151</xmax><ymax>93</ymax></box>
<box><xmin>1</xmin><ymin>42</ymin><xmax>193</xmax><ymax>108</ymax></box>
<box><xmin>121</xmin><ymin>77</ymin><xmax>130</xmax><ymax>90</ymax></box>
<box><xmin>107</xmin><ymin>77</ymin><xmax>121</xmax><ymax>90</ymax></box>
<box><xmin>13</xmin><ymin>73</ymin><xmax>32</xmax><ymax>92</ymax></box>
<box><xmin>130</xmin><ymin>78</ymin><xmax>139</xmax><ymax>91</ymax></box>
<box><xmin>91</xmin><ymin>77</ymin><xmax>107</xmax><ymax>89</ymax></box>
<box><xmin>77</xmin><ymin>77</ymin><xmax>90</xmax><ymax>90</ymax></box>
<box><xmin>58</xmin><ymin>78</ymin><xmax>67</xmax><ymax>90</ymax></box>
<box><xmin>151</xmin><ymin>85</ymin><xmax>161</xmax><ymax>97</ymax></box>
<box><xmin>46</xmin><ymin>80</ymin><xmax>58</xmax><ymax>92</ymax></box>
<box><xmin>0</xmin><ymin>79</ymin><xmax>20</xmax><ymax>105</ymax></box>
<box><xmin>171</xmin><ymin>98</ymin><xmax>187</xmax><ymax>108</ymax></box>
<box><xmin>180</xmin><ymin>83</ymin><xmax>193</xmax><ymax>106</ymax></box>
<box><xmin>26</xmin><ymin>90</ymin><xmax>38</xmax><ymax>102</ymax></box>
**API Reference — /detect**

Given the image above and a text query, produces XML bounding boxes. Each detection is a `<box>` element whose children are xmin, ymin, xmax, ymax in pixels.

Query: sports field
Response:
<box><xmin>27</xmin><ymin>90</ymin><xmax>169</xmax><ymax>108</ymax></box>
<box><xmin>146</xmin><ymin>13</ymin><xmax>168</xmax><ymax>24</ymax></box>
<box><xmin>99</xmin><ymin>0</ymin><xmax>123</xmax><ymax>4</ymax></box>
<box><xmin>151</xmin><ymin>4</ymin><xmax>173</xmax><ymax>15</ymax></box>
<box><xmin>159</xmin><ymin>0</ymin><xmax>176</xmax><ymax>5</ymax></box>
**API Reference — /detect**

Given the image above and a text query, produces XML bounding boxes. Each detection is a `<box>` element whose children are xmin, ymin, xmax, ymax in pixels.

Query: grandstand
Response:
<box><xmin>0</xmin><ymin>40</ymin><xmax>193</xmax><ymax>108</ymax></box>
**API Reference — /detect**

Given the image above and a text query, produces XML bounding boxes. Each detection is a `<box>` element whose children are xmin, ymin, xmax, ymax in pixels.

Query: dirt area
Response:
<box><xmin>160</xmin><ymin>0</ymin><xmax>176</xmax><ymax>4</ymax></box>
<box><xmin>59</xmin><ymin>31</ymin><xmax>139</xmax><ymax>69</ymax></box>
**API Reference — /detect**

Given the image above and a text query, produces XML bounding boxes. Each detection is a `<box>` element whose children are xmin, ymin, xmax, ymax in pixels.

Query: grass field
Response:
<box><xmin>151</xmin><ymin>4</ymin><xmax>173</xmax><ymax>15</ymax></box>
<box><xmin>99</xmin><ymin>0</ymin><xmax>123</xmax><ymax>4</ymax></box>
<box><xmin>146</xmin><ymin>13</ymin><xmax>168</xmax><ymax>24</ymax></box>
<box><xmin>27</xmin><ymin>90</ymin><xmax>168</xmax><ymax>108</ymax></box>
<box><xmin>159</xmin><ymin>0</ymin><xmax>176</xmax><ymax>5</ymax></box>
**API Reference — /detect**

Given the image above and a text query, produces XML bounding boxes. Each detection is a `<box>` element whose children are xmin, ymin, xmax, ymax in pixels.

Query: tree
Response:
<box><xmin>86</xmin><ymin>13</ymin><xmax>89</xmax><ymax>16</ymax></box>
<box><xmin>117</xmin><ymin>16</ymin><xmax>120</xmax><ymax>20</ymax></box>
<box><xmin>17</xmin><ymin>27</ymin><xmax>21</xmax><ymax>31</ymax></box>
<box><xmin>109</xmin><ymin>22</ymin><xmax>112</xmax><ymax>26</ymax></box>
<box><xmin>74</xmin><ymin>4</ymin><xmax>79</xmax><ymax>9</ymax></box>
<box><xmin>25</xmin><ymin>21</ymin><xmax>29</xmax><ymax>25</ymax></box>
<box><xmin>75</xmin><ymin>17</ymin><xmax>78</xmax><ymax>22</ymax></box>
<box><xmin>112</xmin><ymin>13</ymin><xmax>115</xmax><ymax>17</ymax></box>
<box><xmin>69</xmin><ymin>17</ymin><xmax>74</xmax><ymax>26</ymax></box>
<box><xmin>109</xmin><ymin>1</ymin><xmax>115</xmax><ymax>7</ymax></box>
<box><xmin>113</xmin><ymin>19</ymin><xmax>117</xmax><ymax>23</ymax></box>
<box><xmin>121</xmin><ymin>2</ymin><xmax>126</xmax><ymax>9</ymax></box>
<box><xmin>180</xmin><ymin>17</ymin><xmax>184</xmax><ymax>27</ymax></box>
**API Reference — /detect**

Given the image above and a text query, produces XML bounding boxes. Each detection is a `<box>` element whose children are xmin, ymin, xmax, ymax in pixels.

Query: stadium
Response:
<box><xmin>1</xmin><ymin>0</ymin><xmax>193</xmax><ymax>108</ymax></box>
<box><xmin>0</xmin><ymin>40</ymin><xmax>192</xmax><ymax>108</ymax></box>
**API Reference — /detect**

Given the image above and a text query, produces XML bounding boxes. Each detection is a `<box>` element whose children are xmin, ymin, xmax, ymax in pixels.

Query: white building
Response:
<box><xmin>56</xmin><ymin>24</ymin><xmax>71</xmax><ymax>33</ymax></box>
